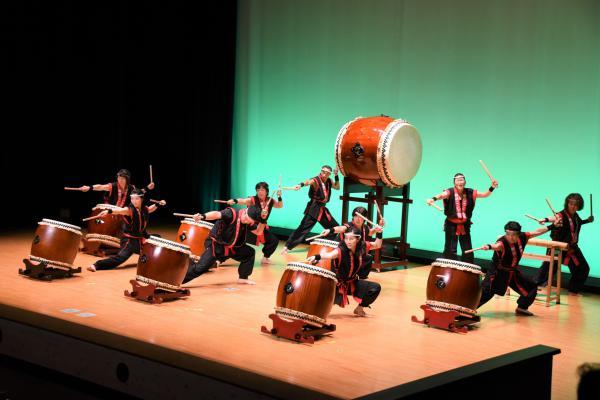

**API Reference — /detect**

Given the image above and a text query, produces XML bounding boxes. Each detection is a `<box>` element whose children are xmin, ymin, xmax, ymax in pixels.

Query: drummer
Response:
<box><xmin>307</xmin><ymin>228</ymin><xmax>383</xmax><ymax>317</ymax></box>
<box><xmin>77</xmin><ymin>169</ymin><xmax>155</xmax><ymax>207</ymax></box>
<box><xmin>427</xmin><ymin>172</ymin><xmax>499</xmax><ymax>263</ymax></box>
<box><xmin>87</xmin><ymin>189</ymin><xmax>165</xmax><ymax>271</ymax></box>
<box><xmin>183</xmin><ymin>206</ymin><xmax>262</xmax><ymax>285</ymax></box>
<box><xmin>475</xmin><ymin>220</ymin><xmax>559</xmax><ymax>316</ymax></box>
<box><xmin>226</xmin><ymin>181</ymin><xmax>282</xmax><ymax>264</ymax></box>
<box><xmin>319</xmin><ymin>206</ymin><xmax>385</xmax><ymax>273</ymax></box>
<box><xmin>281</xmin><ymin>165</ymin><xmax>340</xmax><ymax>254</ymax></box>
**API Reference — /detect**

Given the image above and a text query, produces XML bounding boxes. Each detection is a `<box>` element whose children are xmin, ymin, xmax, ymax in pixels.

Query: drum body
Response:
<box><xmin>137</xmin><ymin>237</ymin><xmax>191</xmax><ymax>291</ymax></box>
<box><xmin>306</xmin><ymin>238</ymin><xmax>339</xmax><ymax>270</ymax></box>
<box><xmin>426</xmin><ymin>258</ymin><xmax>484</xmax><ymax>317</ymax></box>
<box><xmin>85</xmin><ymin>204</ymin><xmax>123</xmax><ymax>248</ymax></box>
<box><xmin>30</xmin><ymin>219</ymin><xmax>82</xmax><ymax>269</ymax></box>
<box><xmin>275</xmin><ymin>262</ymin><xmax>337</xmax><ymax>327</ymax></box>
<box><xmin>176</xmin><ymin>218</ymin><xmax>214</xmax><ymax>257</ymax></box>
<box><xmin>335</xmin><ymin>116</ymin><xmax>422</xmax><ymax>188</ymax></box>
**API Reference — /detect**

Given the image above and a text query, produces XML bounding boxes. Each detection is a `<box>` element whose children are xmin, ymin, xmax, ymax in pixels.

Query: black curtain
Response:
<box><xmin>0</xmin><ymin>0</ymin><xmax>237</xmax><ymax>231</ymax></box>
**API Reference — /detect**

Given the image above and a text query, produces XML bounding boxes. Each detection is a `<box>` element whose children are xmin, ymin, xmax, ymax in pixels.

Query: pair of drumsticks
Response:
<box><xmin>427</xmin><ymin>160</ymin><xmax>495</xmax><ymax>212</ymax></box>
<box><xmin>66</xmin><ymin>165</ymin><xmax>155</xmax><ymax>192</ymax></box>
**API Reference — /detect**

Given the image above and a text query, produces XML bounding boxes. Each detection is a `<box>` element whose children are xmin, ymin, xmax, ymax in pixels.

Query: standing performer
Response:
<box><xmin>535</xmin><ymin>193</ymin><xmax>594</xmax><ymax>295</ymax></box>
<box><xmin>308</xmin><ymin>228</ymin><xmax>383</xmax><ymax>317</ymax></box>
<box><xmin>281</xmin><ymin>165</ymin><xmax>341</xmax><ymax>254</ymax></box>
<box><xmin>87</xmin><ymin>190</ymin><xmax>165</xmax><ymax>271</ymax></box>
<box><xmin>227</xmin><ymin>182</ymin><xmax>283</xmax><ymax>264</ymax></box>
<box><xmin>427</xmin><ymin>173</ymin><xmax>499</xmax><ymax>262</ymax></box>
<box><xmin>475</xmin><ymin>220</ymin><xmax>559</xmax><ymax>316</ymax></box>
<box><xmin>76</xmin><ymin>169</ymin><xmax>154</xmax><ymax>206</ymax></box>
<box><xmin>183</xmin><ymin>207</ymin><xmax>262</xmax><ymax>285</ymax></box>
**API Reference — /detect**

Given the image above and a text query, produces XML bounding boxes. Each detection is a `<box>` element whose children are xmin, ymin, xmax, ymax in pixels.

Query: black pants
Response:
<box><xmin>246</xmin><ymin>229</ymin><xmax>279</xmax><ymax>258</ymax></box>
<box><xmin>478</xmin><ymin>269</ymin><xmax>537</xmax><ymax>310</ymax></box>
<box><xmin>443</xmin><ymin>222</ymin><xmax>474</xmax><ymax>263</ymax></box>
<box><xmin>285</xmin><ymin>212</ymin><xmax>339</xmax><ymax>250</ymax></box>
<box><xmin>535</xmin><ymin>247</ymin><xmax>590</xmax><ymax>293</ymax></box>
<box><xmin>183</xmin><ymin>239</ymin><xmax>255</xmax><ymax>283</ymax></box>
<box><xmin>94</xmin><ymin>237</ymin><xmax>141</xmax><ymax>270</ymax></box>
<box><xmin>335</xmin><ymin>279</ymin><xmax>381</xmax><ymax>308</ymax></box>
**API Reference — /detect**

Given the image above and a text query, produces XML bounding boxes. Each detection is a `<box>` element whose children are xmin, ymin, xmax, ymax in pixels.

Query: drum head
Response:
<box><xmin>377</xmin><ymin>121</ymin><xmax>422</xmax><ymax>187</ymax></box>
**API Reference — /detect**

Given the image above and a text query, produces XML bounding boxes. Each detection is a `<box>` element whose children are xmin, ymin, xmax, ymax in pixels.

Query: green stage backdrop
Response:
<box><xmin>232</xmin><ymin>0</ymin><xmax>600</xmax><ymax>277</ymax></box>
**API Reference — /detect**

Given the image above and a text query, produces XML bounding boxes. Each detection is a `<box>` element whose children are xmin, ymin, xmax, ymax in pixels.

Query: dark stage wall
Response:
<box><xmin>1</xmin><ymin>1</ymin><xmax>238</xmax><ymax>231</ymax></box>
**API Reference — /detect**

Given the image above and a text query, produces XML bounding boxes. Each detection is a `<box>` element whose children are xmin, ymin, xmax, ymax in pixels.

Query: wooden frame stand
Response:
<box><xmin>261</xmin><ymin>314</ymin><xmax>336</xmax><ymax>344</ymax></box>
<box><xmin>411</xmin><ymin>305</ymin><xmax>480</xmax><ymax>334</ymax></box>
<box><xmin>80</xmin><ymin>238</ymin><xmax>120</xmax><ymax>257</ymax></box>
<box><xmin>340</xmin><ymin>178</ymin><xmax>412</xmax><ymax>271</ymax></box>
<box><xmin>19</xmin><ymin>259</ymin><xmax>81</xmax><ymax>280</ymax></box>
<box><xmin>124</xmin><ymin>280</ymin><xmax>190</xmax><ymax>304</ymax></box>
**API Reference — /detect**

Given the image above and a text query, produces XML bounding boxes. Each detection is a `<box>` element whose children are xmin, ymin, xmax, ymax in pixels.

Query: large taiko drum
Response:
<box><xmin>335</xmin><ymin>116</ymin><xmax>422</xmax><ymax>188</ymax></box>
<box><xmin>426</xmin><ymin>258</ymin><xmax>484</xmax><ymax>317</ymax></box>
<box><xmin>275</xmin><ymin>262</ymin><xmax>337</xmax><ymax>327</ymax></box>
<box><xmin>85</xmin><ymin>204</ymin><xmax>123</xmax><ymax>248</ymax></box>
<box><xmin>175</xmin><ymin>218</ymin><xmax>214</xmax><ymax>258</ymax></box>
<box><xmin>306</xmin><ymin>238</ymin><xmax>339</xmax><ymax>270</ymax></box>
<box><xmin>29</xmin><ymin>219</ymin><xmax>82</xmax><ymax>269</ymax></box>
<box><xmin>136</xmin><ymin>237</ymin><xmax>191</xmax><ymax>291</ymax></box>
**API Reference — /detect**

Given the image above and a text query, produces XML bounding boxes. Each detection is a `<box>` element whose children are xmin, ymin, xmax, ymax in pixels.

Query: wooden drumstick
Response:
<box><xmin>464</xmin><ymin>245</ymin><xmax>488</xmax><ymax>254</ymax></box>
<box><xmin>305</xmin><ymin>232</ymin><xmax>327</xmax><ymax>242</ymax></box>
<box><xmin>281</xmin><ymin>186</ymin><xmax>297</xmax><ymax>190</ymax></box>
<box><xmin>173</xmin><ymin>212</ymin><xmax>195</xmax><ymax>218</ymax></box>
<box><xmin>427</xmin><ymin>200</ymin><xmax>443</xmax><ymax>212</ymax></box>
<box><xmin>479</xmin><ymin>160</ymin><xmax>495</xmax><ymax>181</ymax></box>
<box><xmin>354</xmin><ymin>212</ymin><xmax>382</xmax><ymax>229</ymax></box>
<box><xmin>525</xmin><ymin>214</ymin><xmax>543</xmax><ymax>223</ymax></box>
<box><xmin>375</xmin><ymin>199</ymin><xmax>383</xmax><ymax>220</ymax></box>
<box><xmin>82</xmin><ymin>214</ymin><xmax>103</xmax><ymax>222</ymax></box>
<box><xmin>545</xmin><ymin>198</ymin><xmax>558</xmax><ymax>215</ymax></box>
<box><xmin>149</xmin><ymin>199</ymin><xmax>165</xmax><ymax>205</ymax></box>
<box><xmin>590</xmin><ymin>194</ymin><xmax>593</xmax><ymax>217</ymax></box>
<box><xmin>64</xmin><ymin>187</ymin><xmax>83</xmax><ymax>191</ymax></box>
<box><xmin>278</xmin><ymin>174</ymin><xmax>282</xmax><ymax>190</ymax></box>
<box><xmin>149</xmin><ymin>165</ymin><xmax>153</xmax><ymax>183</ymax></box>
<box><xmin>214</xmin><ymin>199</ymin><xmax>229</xmax><ymax>204</ymax></box>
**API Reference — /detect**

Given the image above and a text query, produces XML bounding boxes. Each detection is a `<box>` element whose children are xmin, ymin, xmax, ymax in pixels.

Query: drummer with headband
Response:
<box><xmin>535</xmin><ymin>193</ymin><xmax>594</xmax><ymax>296</ymax></box>
<box><xmin>281</xmin><ymin>165</ymin><xmax>340</xmax><ymax>254</ymax></box>
<box><xmin>76</xmin><ymin>169</ymin><xmax>155</xmax><ymax>207</ymax></box>
<box><xmin>475</xmin><ymin>220</ymin><xmax>559</xmax><ymax>316</ymax></box>
<box><xmin>427</xmin><ymin>172</ymin><xmax>499</xmax><ymax>263</ymax></box>
<box><xmin>183</xmin><ymin>206</ymin><xmax>263</xmax><ymax>285</ymax></box>
<box><xmin>307</xmin><ymin>228</ymin><xmax>383</xmax><ymax>317</ymax></box>
<box><xmin>226</xmin><ymin>181</ymin><xmax>283</xmax><ymax>264</ymax></box>
<box><xmin>87</xmin><ymin>189</ymin><xmax>166</xmax><ymax>272</ymax></box>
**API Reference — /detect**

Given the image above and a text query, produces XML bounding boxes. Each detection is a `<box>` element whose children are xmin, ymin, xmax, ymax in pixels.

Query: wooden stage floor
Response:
<box><xmin>0</xmin><ymin>227</ymin><xmax>598</xmax><ymax>399</ymax></box>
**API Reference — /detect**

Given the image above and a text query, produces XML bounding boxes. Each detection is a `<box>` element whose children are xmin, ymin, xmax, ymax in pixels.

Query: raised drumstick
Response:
<box><xmin>545</xmin><ymin>198</ymin><xmax>558</xmax><ymax>215</ymax></box>
<box><xmin>479</xmin><ymin>160</ymin><xmax>495</xmax><ymax>181</ymax></box>
<box><xmin>375</xmin><ymin>199</ymin><xmax>383</xmax><ymax>220</ymax></box>
<box><xmin>464</xmin><ymin>245</ymin><xmax>488</xmax><ymax>254</ymax></box>
<box><xmin>64</xmin><ymin>187</ymin><xmax>83</xmax><ymax>191</ymax></box>
<box><xmin>281</xmin><ymin>186</ymin><xmax>297</xmax><ymax>190</ymax></box>
<box><xmin>525</xmin><ymin>214</ymin><xmax>543</xmax><ymax>223</ymax></box>
<box><xmin>173</xmin><ymin>212</ymin><xmax>195</xmax><ymax>218</ymax></box>
<box><xmin>354</xmin><ymin>212</ymin><xmax>382</xmax><ymax>229</ymax></box>
<box><xmin>149</xmin><ymin>165</ymin><xmax>153</xmax><ymax>183</ymax></box>
<box><xmin>590</xmin><ymin>194</ymin><xmax>593</xmax><ymax>217</ymax></box>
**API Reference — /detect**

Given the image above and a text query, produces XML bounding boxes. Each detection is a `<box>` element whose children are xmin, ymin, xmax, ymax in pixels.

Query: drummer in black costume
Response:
<box><xmin>77</xmin><ymin>169</ymin><xmax>155</xmax><ymax>207</ymax></box>
<box><xmin>87</xmin><ymin>189</ymin><xmax>165</xmax><ymax>271</ymax></box>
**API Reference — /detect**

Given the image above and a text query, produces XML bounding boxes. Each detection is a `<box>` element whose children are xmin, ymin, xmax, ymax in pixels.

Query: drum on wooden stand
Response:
<box><xmin>335</xmin><ymin>116</ymin><xmax>422</xmax><ymax>188</ymax></box>
<box><xmin>20</xmin><ymin>219</ymin><xmax>83</xmax><ymax>279</ymax></box>
<box><xmin>85</xmin><ymin>204</ymin><xmax>123</xmax><ymax>248</ymax></box>
<box><xmin>306</xmin><ymin>238</ymin><xmax>339</xmax><ymax>270</ymax></box>
<box><xmin>125</xmin><ymin>237</ymin><xmax>192</xmax><ymax>303</ymax></box>
<box><xmin>425</xmin><ymin>258</ymin><xmax>484</xmax><ymax>318</ymax></box>
<box><xmin>275</xmin><ymin>262</ymin><xmax>337</xmax><ymax>327</ymax></box>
